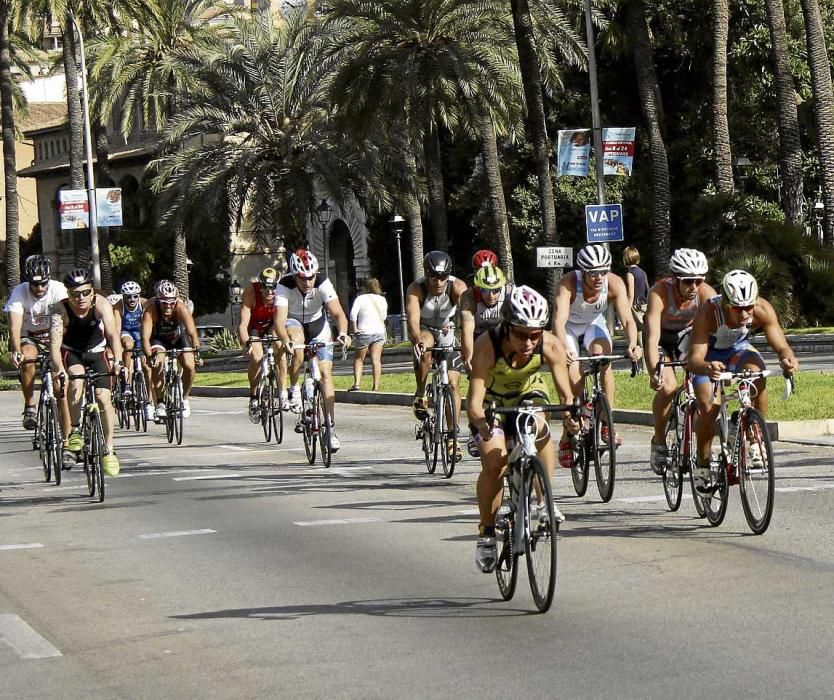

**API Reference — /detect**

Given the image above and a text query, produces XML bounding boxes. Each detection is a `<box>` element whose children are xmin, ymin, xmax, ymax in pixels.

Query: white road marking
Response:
<box><xmin>0</xmin><ymin>543</ymin><xmax>44</xmax><ymax>551</ymax></box>
<box><xmin>171</xmin><ymin>474</ymin><xmax>243</xmax><ymax>481</ymax></box>
<box><xmin>218</xmin><ymin>445</ymin><xmax>251</xmax><ymax>452</ymax></box>
<box><xmin>0</xmin><ymin>614</ymin><xmax>62</xmax><ymax>659</ymax></box>
<box><xmin>294</xmin><ymin>517</ymin><xmax>382</xmax><ymax>527</ymax></box>
<box><xmin>458</xmin><ymin>509</ymin><xmax>480</xmax><ymax>515</ymax></box>
<box><xmin>137</xmin><ymin>529</ymin><xmax>216</xmax><ymax>539</ymax></box>
<box><xmin>777</xmin><ymin>484</ymin><xmax>834</xmax><ymax>493</ymax></box>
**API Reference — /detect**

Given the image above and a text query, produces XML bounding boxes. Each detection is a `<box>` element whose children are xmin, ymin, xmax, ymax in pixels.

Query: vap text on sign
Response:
<box><xmin>585</xmin><ymin>203</ymin><xmax>624</xmax><ymax>243</ymax></box>
<box><xmin>536</xmin><ymin>246</ymin><xmax>573</xmax><ymax>268</ymax></box>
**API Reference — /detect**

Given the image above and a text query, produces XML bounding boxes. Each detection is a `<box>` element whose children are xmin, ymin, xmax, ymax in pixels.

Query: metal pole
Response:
<box><xmin>584</xmin><ymin>0</ymin><xmax>606</xmax><ymax>207</ymax></box>
<box><xmin>69</xmin><ymin>10</ymin><xmax>101</xmax><ymax>289</ymax></box>
<box><xmin>321</xmin><ymin>223</ymin><xmax>329</xmax><ymax>280</ymax></box>
<box><xmin>395</xmin><ymin>230</ymin><xmax>407</xmax><ymax>342</ymax></box>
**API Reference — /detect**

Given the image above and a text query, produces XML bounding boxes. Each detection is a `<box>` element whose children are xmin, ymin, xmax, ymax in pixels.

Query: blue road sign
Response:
<box><xmin>585</xmin><ymin>204</ymin><xmax>624</xmax><ymax>243</ymax></box>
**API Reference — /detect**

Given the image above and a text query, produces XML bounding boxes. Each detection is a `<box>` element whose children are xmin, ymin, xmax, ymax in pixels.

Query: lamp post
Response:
<box><xmin>229</xmin><ymin>279</ymin><xmax>242</xmax><ymax>326</ymax></box>
<box><xmin>68</xmin><ymin>9</ymin><xmax>101</xmax><ymax>289</ymax></box>
<box><xmin>389</xmin><ymin>214</ymin><xmax>407</xmax><ymax>342</ymax></box>
<box><xmin>815</xmin><ymin>198</ymin><xmax>824</xmax><ymax>242</ymax></box>
<box><xmin>315</xmin><ymin>199</ymin><xmax>332</xmax><ymax>279</ymax></box>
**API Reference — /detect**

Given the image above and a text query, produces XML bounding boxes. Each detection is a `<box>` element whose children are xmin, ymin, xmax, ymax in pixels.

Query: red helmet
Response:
<box><xmin>472</xmin><ymin>249</ymin><xmax>498</xmax><ymax>269</ymax></box>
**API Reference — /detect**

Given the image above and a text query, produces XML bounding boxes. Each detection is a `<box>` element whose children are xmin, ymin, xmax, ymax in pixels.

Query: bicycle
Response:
<box><xmin>113</xmin><ymin>363</ymin><xmax>131</xmax><ymax>430</ymax></box>
<box><xmin>248</xmin><ymin>336</ymin><xmax>284</xmax><ymax>444</ymax></box>
<box><xmin>66</xmin><ymin>363</ymin><xmax>115</xmax><ymax>503</ymax></box>
<box><xmin>570</xmin><ymin>355</ymin><xmax>639</xmax><ymax>502</ymax></box>
<box><xmin>127</xmin><ymin>350</ymin><xmax>150</xmax><ymax>433</ymax></box>
<box><xmin>486</xmin><ymin>399</ymin><xmax>581</xmax><ymax>613</ymax></box>
<box><xmin>294</xmin><ymin>341</ymin><xmax>344</xmax><ymax>468</ymax></box>
<box><xmin>414</xmin><ymin>343</ymin><xmax>460</xmax><ymax>478</ymax></box>
<box><xmin>24</xmin><ymin>354</ymin><xmax>64</xmax><ymax>485</ymax></box>
<box><xmin>698</xmin><ymin>369</ymin><xmax>794</xmax><ymax>535</ymax></box>
<box><xmin>152</xmin><ymin>348</ymin><xmax>200</xmax><ymax>446</ymax></box>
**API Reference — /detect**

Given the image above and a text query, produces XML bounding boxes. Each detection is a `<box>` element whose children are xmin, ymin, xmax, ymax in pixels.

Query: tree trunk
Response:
<box><xmin>0</xmin><ymin>16</ymin><xmax>20</xmax><ymax>288</ymax></box>
<box><xmin>404</xmin><ymin>148</ymin><xmax>425</xmax><ymax>281</ymax></box>
<box><xmin>765</xmin><ymin>0</ymin><xmax>805</xmax><ymax>226</ymax></box>
<box><xmin>422</xmin><ymin>125</ymin><xmax>448</xmax><ymax>251</ymax></box>
<box><xmin>173</xmin><ymin>228</ymin><xmax>189</xmax><ymax>300</ymax></box>
<box><xmin>63</xmin><ymin>16</ymin><xmax>88</xmax><ymax>268</ymax></box>
<box><xmin>625</xmin><ymin>0</ymin><xmax>672</xmax><ymax>276</ymax></box>
<box><xmin>479</xmin><ymin>112</ymin><xmax>514</xmax><ymax>282</ymax></box>
<box><xmin>799</xmin><ymin>0</ymin><xmax>834</xmax><ymax>245</ymax></box>
<box><xmin>712</xmin><ymin>0</ymin><xmax>734</xmax><ymax>194</ymax></box>
<box><xmin>94</xmin><ymin>122</ymin><xmax>114</xmax><ymax>292</ymax></box>
<box><xmin>510</xmin><ymin>0</ymin><xmax>558</xmax><ymax>297</ymax></box>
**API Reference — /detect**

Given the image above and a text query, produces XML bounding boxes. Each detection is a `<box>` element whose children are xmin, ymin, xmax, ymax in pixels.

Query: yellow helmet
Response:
<box><xmin>473</xmin><ymin>263</ymin><xmax>506</xmax><ymax>291</ymax></box>
<box><xmin>259</xmin><ymin>267</ymin><xmax>278</xmax><ymax>287</ymax></box>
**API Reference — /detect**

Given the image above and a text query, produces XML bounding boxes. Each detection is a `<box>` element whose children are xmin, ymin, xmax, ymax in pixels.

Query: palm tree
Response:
<box><xmin>798</xmin><ymin>0</ymin><xmax>834</xmax><ymax>245</ymax></box>
<box><xmin>711</xmin><ymin>0</ymin><xmax>733</xmax><ymax>194</ymax></box>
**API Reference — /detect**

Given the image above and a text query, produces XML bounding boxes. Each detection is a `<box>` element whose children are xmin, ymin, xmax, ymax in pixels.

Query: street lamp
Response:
<box><xmin>389</xmin><ymin>214</ymin><xmax>407</xmax><ymax>342</ymax></box>
<box><xmin>229</xmin><ymin>279</ymin><xmax>242</xmax><ymax>326</ymax></box>
<box><xmin>815</xmin><ymin>198</ymin><xmax>824</xmax><ymax>242</ymax></box>
<box><xmin>315</xmin><ymin>199</ymin><xmax>332</xmax><ymax>279</ymax></box>
<box><xmin>68</xmin><ymin>9</ymin><xmax>101</xmax><ymax>289</ymax></box>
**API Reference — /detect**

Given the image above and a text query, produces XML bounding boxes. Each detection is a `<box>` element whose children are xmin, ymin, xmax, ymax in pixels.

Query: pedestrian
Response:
<box><xmin>623</xmin><ymin>246</ymin><xmax>649</xmax><ymax>346</ymax></box>
<box><xmin>349</xmin><ymin>278</ymin><xmax>388</xmax><ymax>391</ymax></box>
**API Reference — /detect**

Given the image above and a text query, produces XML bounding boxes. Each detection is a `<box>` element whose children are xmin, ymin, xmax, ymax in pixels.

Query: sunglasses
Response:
<box><xmin>69</xmin><ymin>288</ymin><xmax>93</xmax><ymax>299</ymax></box>
<box><xmin>585</xmin><ymin>270</ymin><xmax>608</xmax><ymax>278</ymax></box>
<box><xmin>125</xmin><ymin>294</ymin><xmax>140</xmax><ymax>300</ymax></box>
<box><xmin>428</xmin><ymin>273</ymin><xmax>450</xmax><ymax>281</ymax></box>
<box><xmin>159</xmin><ymin>299</ymin><xmax>177</xmax><ymax>307</ymax></box>
<box><xmin>29</xmin><ymin>280</ymin><xmax>49</xmax><ymax>288</ymax></box>
<box><xmin>510</xmin><ymin>327</ymin><xmax>544</xmax><ymax>342</ymax></box>
<box><xmin>679</xmin><ymin>277</ymin><xmax>704</xmax><ymax>286</ymax></box>
<box><xmin>731</xmin><ymin>304</ymin><xmax>754</xmax><ymax>313</ymax></box>
<box><xmin>264</xmin><ymin>284</ymin><xmax>277</xmax><ymax>291</ymax></box>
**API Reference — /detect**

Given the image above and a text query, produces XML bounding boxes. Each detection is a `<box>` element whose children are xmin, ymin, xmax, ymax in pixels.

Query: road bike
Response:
<box><xmin>295</xmin><ymin>341</ymin><xmax>343</xmax><ymax>468</ymax></box>
<box><xmin>415</xmin><ymin>342</ymin><xmax>460</xmax><ymax>478</ymax></box>
<box><xmin>24</xmin><ymin>353</ymin><xmax>64</xmax><ymax>485</ymax></box>
<box><xmin>655</xmin><ymin>357</ymin><xmax>706</xmax><ymax>516</ymax></box>
<box><xmin>127</xmin><ymin>350</ymin><xmax>150</xmax><ymax>433</ymax></box>
<box><xmin>152</xmin><ymin>348</ymin><xmax>199</xmax><ymax>446</ymax></box>
<box><xmin>487</xmin><ymin>399</ymin><xmax>581</xmax><ymax>613</ymax></box>
<box><xmin>698</xmin><ymin>369</ymin><xmax>794</xmax><ymax>535</ymax></box>
<box><xmin>248</xmin><ymin>336</ymin><xmax>284</xmax><ymax>444</ymax></box>
<box><xmin>570</xmin><ymin>355</ymin><xmax>639</xmax><ymax>502</ymax></box>
<box><xmin>67</xmin><ymin>362</ymin><xmax>115</xmax><ymax>502</ymax></box>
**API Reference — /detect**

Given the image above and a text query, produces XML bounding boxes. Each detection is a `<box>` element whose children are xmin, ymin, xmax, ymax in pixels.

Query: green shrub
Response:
<box><xmin>209</xmin><ymin>328</ymin><xmax>241</xmax><ymax>353</ymax></box>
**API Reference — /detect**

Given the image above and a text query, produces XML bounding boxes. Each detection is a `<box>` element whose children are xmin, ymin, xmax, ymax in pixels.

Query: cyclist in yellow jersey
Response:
<box><xmin>468</xmin><ymin>285</ymin><xmax>578</xmax><ymax>574</ymax></box>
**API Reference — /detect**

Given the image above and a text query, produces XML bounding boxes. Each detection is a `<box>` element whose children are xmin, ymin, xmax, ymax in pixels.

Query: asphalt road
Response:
<box><xmin>1</xmin><ymin>391</ymin><xmax>833</xmax><ymax>698</ymax></box>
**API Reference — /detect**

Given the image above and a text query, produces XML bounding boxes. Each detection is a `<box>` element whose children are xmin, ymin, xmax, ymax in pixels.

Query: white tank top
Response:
<box><xmin>473</xmin><ymin>285</ymin><xmax>507</xmax><ymax>336</ymax></box>
<box><xmin>709</xmin><ymin>296</ymin><xmax>752</xmax><ymax>349</ymax></box>
<box><xmin>419</xmin><ymin>276</ymin><xmax>458</xmax><ymax>329</ymax></box>
<box><xmin>568</xmin><ymin>272</ymin><xmax>608</xmax><ymax>326</ymax></box>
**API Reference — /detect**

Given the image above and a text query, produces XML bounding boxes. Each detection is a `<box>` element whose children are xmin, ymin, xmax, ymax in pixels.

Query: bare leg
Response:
<box><xmin>369</xmin><ymin>342</ymin><xmax>383</xmax><ymax>391</ymax></box>
<box><xmin>353</xmin><ymin>346</ymin><xmax>368</xmax><ymax>387</ymax></box>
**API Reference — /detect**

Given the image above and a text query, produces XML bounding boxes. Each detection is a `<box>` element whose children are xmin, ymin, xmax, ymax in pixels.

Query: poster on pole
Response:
<box><xmin>556</xmin><ymin>129</ymin><xmax>591</xmax><ymax>177</ymax></box>
<box><xmin>602</xmin><ymin>127</ymin><xmax>636</xmax><ymax>176</ymax></box>
<box><xmin>58</xmin><ymin>189</ymin><xmax>89</xmax><ymax>229</ymax></box>
<box><xmin>96</xmin><ymin>188</ymin><xmax>123</xmax><ymax>227</ymax></box>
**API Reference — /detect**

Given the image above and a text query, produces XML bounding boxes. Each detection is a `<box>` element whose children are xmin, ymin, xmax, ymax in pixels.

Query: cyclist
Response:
<box><xmin>140</xmin><ymin>280</ymin><xmax>202</xmax><ymax>421</ymax></box>
<box><xmin>553</xmin><ymin>243</ymin><xmax>642</xmax><ymax>460</ymax></box>
<box><xmin>688</xmin><ymin>270</ymin><xmax>798</xmax><ymax>495</ymax></box>
<box><xmin>49</xmin><ymin>268</ymin><xmax>123</xmax><ymax>476</ymax></box>
<box><xmin>113</xmin><ymin>281</ymin><xmax>150</xmax><ymax>411</ymax></box>
<box><xmin>274</xmin><ymin>249</ymin><xmax>351</xmax><ymax>451</ymax></box>
<box><xmin>238</xmin><ymin>267</ymin><xmax>286</xmax><ymax>422</ymax></box>
<box><xmin>468</xmin><ymin>285</ymin><xmax>578</xmax><ymax>573</ymax></box>
<box><xmin>644</xmin><ymin>249</ymin><xmax>717</xmax><ymax>472</ymax></box>
<box><xmin>405</xmin><ymin>251</ymin><xmax>467</xmax><ymax>460</ymax></box>
<box><xmin>4</xmin><ymin>255</ymin><xmax>67</xmax><ymax>430</ymax></box>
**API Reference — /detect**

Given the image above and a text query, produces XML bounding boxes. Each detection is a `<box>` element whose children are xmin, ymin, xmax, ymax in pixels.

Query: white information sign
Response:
<box><xmin>536</xmin><ymin>246</ymin><xmax>573</xmax><ymax>269</ymax></box>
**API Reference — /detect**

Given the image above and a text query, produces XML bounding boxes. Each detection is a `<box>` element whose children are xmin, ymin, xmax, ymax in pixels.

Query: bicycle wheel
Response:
<box><xmin>271</xmin><ymin>377</ymin><xmax>284</xmax><ymax>445</ymax></box>
<box><xmin>258</xmin><ymin>382</ymin><xmax>271</xmax><ymax>442</ymax></box>
<box><xmin>37</xmin><ymin>398</ymin><xmax>51</xmax><ymax>483</ymax></box>
<box><xmin>83</xmin><ymin>417</ymin><xmax>96</xmax><ymax>498</ymax></box>
<box><xmin>302</xmin><ymin>392</ymin><xmax>316</xmax><ymax>464</ymax></box>
<box><xmin>315</xmin><ymin>384</ymin><xmax>332</xmax><ymax>468</ymax></box>
<box><xmin>439</xmin><ymin>384</ymin><xmax>458</xmax><ymax>478</ymax></box>
<box><xmin>662</xmin><ymin>404</ymin><xmax>683</xmax><ymax>512</ymax></box>
<box><xmin>431</xmin><ymin>388</ymin><xmax>443</xmax><ymax>474</ymax></box>
<box><xmin>164</xmin><ymin>381</ymin><xmax>175</xmax><ymax>443</ymax></box>
<box><xmin>703</xmin><ymin>419</ymin><xmax>729</xmax><ymax>527</ymax></box>
<box><xmin>173</xmin><ymin>380</ymin><xmax>184</xmax><ymax>446</ymax></box>
<box><xmin>684</xmin><ymin>402</ymin><xmax>707</xmax><ymax>518</ymax></box>
<box><xmin>421</xmin><ymin>415</ymin><xmax>435</xmax><ymax>473</ymax></box>
<box><xmin>47</xmin><ymin>398</ymin><xmax>62</xmax><ymax>486</ymax></box>
<box><xmin>571</xmin><ymin>404</ymin><xmax>590</xmax><ymax>496</ymax></box>
<box><xmin>92</xmin><ymin>414</ymin><xmax>106</xmax><ymax>503</ymax></box>
<box><xmin>525</xmin><ymin>458</ymin><xmax>558</xmax><ymax>613</ymax></box>
<box><xmin>738</xmin><ymin>409</ymin><xmax>775</xmax><ymax>535</ymax></box>
<box><xmin>592</xmin><ymin>393</ymin><xmax>616</xmax><ymax>502</ymax></box>
<box><xmin>134</xmin><ymin>372</ymin><xmax>148</xmax><ymax>433</ymax></box>
<box><xmin>495</xmin><ymin>481</ymin><xmax>518</xmax><ymax>601</ymax></box>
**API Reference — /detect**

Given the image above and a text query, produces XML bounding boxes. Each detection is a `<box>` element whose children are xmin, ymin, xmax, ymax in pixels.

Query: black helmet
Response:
<box><xmin>423</xmin><ymin>251</ymin><xmax>453</xmax><ymax>276</ymax></box>
<box><xmin>63</xmin><ymin>268</ymin><xmax>93</xmax><ymax>289</ymax></box>
<box><xmin>24</xmin><ymin>255</ymin><xmax>51</xmax><ymax>283</ymax></box>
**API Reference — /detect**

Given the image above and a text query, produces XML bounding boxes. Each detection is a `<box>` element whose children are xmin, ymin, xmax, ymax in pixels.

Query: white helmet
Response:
<box><xmin>155</xmin><ymin>279</ymin><xmax>179</xmax><ymax>300</ymax></box>
<box><xmin>502</xmin><ymin>285</ymin><xmax>549</xmax><ymax>329</ymax></box>
<box><xmin>107</xmin><ymin>293</ymin><xmax>121</xmax><ymax>306</ymax></box>
<box><xmin>670</xmin><ymin>248</ymin><xmax>708</xmax><ymax>277</ymax></box>
<box><xmin>121</xmin><ymin>280</ymin><xmax>141</xmax><ymax>296</ymax></box>
<box><xmin>722</xmin><ymin>270</ymin><xmax>758</xmax><ymax>306</ymax></box>
<box><xmin>289</xmin><ymin>249</ymin><xmax>319</xmax><ymax>276</ymax></box>
<box><xmin>576</xmin><ymin>244</ymin><xmax>611</xmax><ymax>272</ymax></box>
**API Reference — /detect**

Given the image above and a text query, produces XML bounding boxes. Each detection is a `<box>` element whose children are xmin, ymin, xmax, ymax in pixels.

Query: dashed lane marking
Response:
<box><xmin>0</xmin><ymin>543</ymin><xmax>44</xmax><ymax>551</ymax></box>
<box><xmin>0</xmin><ymin>614</ymin><xmax>62</xmax><ymax>659</ymax></box>
<box><xmin>218</xmin><ymin>445</ymin><xmax>252</xmax><ymax>452</ymax></box>
<box><xmin>137</xmin><ymin>529</ymin><xmax>216</xmax><ymax>540</ymax></box>
<box><xmin>294</xmin><ymin>517</ymin><xmax>382</xmax><ymax>527</ymax></box>
<box><xmin>171</xmin><ymin>474</ymin><xmax>243</xmax><ymax>481</ymax></box>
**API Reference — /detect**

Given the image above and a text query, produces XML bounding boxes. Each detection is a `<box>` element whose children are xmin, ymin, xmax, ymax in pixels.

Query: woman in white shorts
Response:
<box><xmin>349</xmin><ymin>278</ymin><xmax>388</xmax><ymax>391</ymax></box>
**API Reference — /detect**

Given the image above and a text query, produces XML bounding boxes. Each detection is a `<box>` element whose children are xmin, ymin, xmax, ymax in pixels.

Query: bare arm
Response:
<box><xmin>543</xmin><ymin>333</ymin><xmax>579</xmax><ymax>432</ymax></box>
<box><xmin>97</xmin><ymin>296</ymin><xmax>123</xmax><ymax>363</ymax></box>
<box><xmin>273</xmin><ymin>300</ymin><xmax>291</xmax><ymax>347</ymax></box>
<box><xmin>466</xmin><ymin>332</ymin><xmax>495</xmax><ymax>439</ymax></box>
<box><xmin>757</xmin><ymin>299</ymin><xmax>798</xmax><ymax>374</ymax></box>
<box><xmin>625</xmin><ymin>271</ymin><xmax>635</xmax><ymax>306</ymax></box>
<box><xmin>50</xmin><ymin>306</ymin><xmax>67</xmax><ymax>375</ymax></box>
<box><xmin>238</xmin><ymin>286</ymin><xmax>254</xmax><ymax>345</ymax></box>
<box><xmin>608</xmin><ymin>273</ymin><xmax>641</xmax><ymax>360</ymax></box>
<box><xmin>405</xmin><ymin>282</ymin><xmax>423</xmax><ymax>345</ymax></box>
<box><xmin>178</xmin><ymin>305</ymin><xmax>202</xmax><ymax>350</ymax></box>
<box><xmin>459</xmin><ymin>289</ymin><xmax>476</xmax><ymax>365</ymax></box>
<box><xmin>325</xmin><ymin>298</ymin><xmax>351</xmax><ymax>346</ymax></box>
<box><xmin>686</xmin><ymin>304</ymin><xmax>716</xmax><ymax>377</ymax></box>
<box><xmin>140</xmin><ymin>306</ymin><xmax>156</xmax><ymax>359</ymax></box>
<box><xmin>8</xmin><ymin>310</ymin><xmax>23</xmax><ymax>363</ymax></box>
<box><xmin>551</xmin><ymin>274</ymin><xmax>574</xmax><ymax>349</ymax></box>
<box><xmin>644</xmin><ymin>286</ymin><xmax>665</xmax><ymax>381</ymax></box>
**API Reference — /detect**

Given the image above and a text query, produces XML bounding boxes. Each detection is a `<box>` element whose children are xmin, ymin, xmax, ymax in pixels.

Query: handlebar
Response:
<box><xmin>575</xmin><ymin>354</ymin><xmax>641</xmax><ymax>377</ymax></box>
<box><xmin>293</xmin><ymin>341</ymin><xmax>348</xmax><ymax>361</ymax></box>
<box><xmin>485</xmin><ymin>399</ymin><xmax>582</xmax><ymax>422</ymax></box>
<box><xmin>247</xmin><ymin>336</ymin><xmax>281</xmax><ymax>345</ymax></box>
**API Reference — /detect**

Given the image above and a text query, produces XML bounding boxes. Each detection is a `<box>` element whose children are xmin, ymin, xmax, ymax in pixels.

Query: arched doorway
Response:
<box><xmin>328</xmin><ymin>219</ymin><xmax>355</xmax><ymax>311</ymax></box>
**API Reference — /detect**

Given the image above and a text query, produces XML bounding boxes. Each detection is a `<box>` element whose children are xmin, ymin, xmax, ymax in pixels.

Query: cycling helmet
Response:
<box><xmin>120</xmin><ymin>280</ymin><xmax>141</xmax><ymax>296</ymax></box>
<box><xmin>155</xmin><ymin>279</ymin><xmax>179</xmax><ymax>300</ymax></box>
<box><xmin>289</xmin><ymin>249</ymin><xmax>319</xmax><ymax>276</ymax></box>
<box><xmin>258</xmin><ymin>267</ymin><xmax>278</xmax><ymax>288</ymax></box>
<box><xmin>63</xmin><ymin>267</ymin><xmax>92</xmax><ymax>289</ymax></box>
<box><xmin>24</xmin><ymin>254</ymin><xmax>51</xmax><ymax>283</ymax></box>
<box><xmin>472</xmin><ymin>249</ymin><xmax>498</xmax><ymax>269</ymax></box>
<box><xmin>670</xmin><ymin>248</ymin><xmax>708</xmax><ymax>277</ymax></box>
<box><xmin>576</xmin><ymin>244</ymin><xmax>612</xmax><ymax>272</ymax></box>
<box><xmin>473</xmin><ymin>264</ymin><xmax>506</xmax><ymax>291</ymax></box>
<box><xmin>423</xmin><ymin>250</ymin><xmax>453</xmax><ymax>276</ymax></box>
<box><xmin>107</xmin><ymin>293</ymin><xmax>121</xmax><ymax>305</ymax></box>
<box><xmin>502</xmin><ymin>285</ymin><xmax>549</xmax><ymax>329</ymax></box>
<box><xmin>722</xmin><ymin>270</ymin><xmax>758</xmax><ymax>306</ymax></box>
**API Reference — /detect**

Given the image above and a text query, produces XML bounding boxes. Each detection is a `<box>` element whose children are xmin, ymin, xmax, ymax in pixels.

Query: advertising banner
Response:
<box><xmin>58</xmin><ymin>190</ymin><xmax>89</xmax><ymax>230</ymax></box>
<box><xmin>556</xmin><ymin>129</ymin><xmax>592</xmax><ymax>177</ymax></box>
<box><xmin>602</xmin><ymin>127</ymin><xmax>636</xmax><ymax>176</ymax></box>
<box><xmin>96</xmin><ymin>188</ymin><xmax>123</xmax><ymax>227</ymax></box>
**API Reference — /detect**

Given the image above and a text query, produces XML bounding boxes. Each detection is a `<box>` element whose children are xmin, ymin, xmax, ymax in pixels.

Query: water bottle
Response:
<box><xmin>520</xmin><ymin>431</ymin><xmax>536</xmax><ymax>456</ymax></box>
<box><xmin>304</xmin><ymin>375</ymin><xmax>314</xmax><ymax>399</ymax></box>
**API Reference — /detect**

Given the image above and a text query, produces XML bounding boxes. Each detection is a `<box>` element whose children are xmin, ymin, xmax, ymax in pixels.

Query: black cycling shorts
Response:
<box><xmin>62</xmin><ymin>349</ymin><xmax>113</xmax><ymax>390</ymax></box>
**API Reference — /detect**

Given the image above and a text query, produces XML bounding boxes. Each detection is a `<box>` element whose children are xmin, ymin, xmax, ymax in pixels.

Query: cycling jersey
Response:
<box><xmin>416</xmin><ymin>276</ymin><xmax>458</xmax><ymax>330</ymax></box>
<box><xmin>248</xmin><ymin>282</ymin><xmax>275</xmax><ymax>334</ymax></box>
<box><xmin>4</xmin><ymin>280</ymin><xmax>68</xmax><ymax>339</ymax></box>
<box><xmin>483</xmin><ymin>327</ymin><xmax>550</xmax><ymax>403</ymax></box>
<box><xmin>564</xmin><ymin>272</ymin><xmax>611</xmax><ymax>356</ymax></box>
<box><xmin>61</xmin><ymin>300</ymin><xmax>105</xmax><ymax>353</ymax></box>
<box><xmin>275</xmin><ymin>274</ymin><xmax>337</xmax><ymax>325</ymax></box>
<box><xmin>658</xmin><ymin>277</ymin><xmax>700</xmax><ymax>332</ymax></box>
<box><xmin>121</xmin><ymin>301</ymin><xmax>143</xmax><ymax>333</ymax></box>
<box><xmin>149</xmin><ymin>299</ymin><xmax>185</xmax><ymax>349</ymax></box>
<box><xmin>708</xmin><ymin>295</ymin><xmax>752</xmax><ymax>350</ymax></box>
<box><xmin>472</xmin><ymin>285</ymin><xmax>507</xmax><ymax>337</ymax></box>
